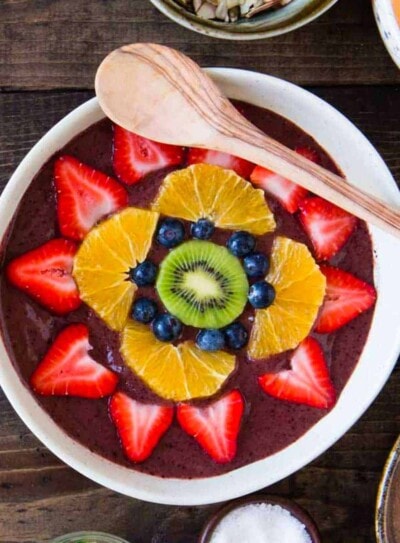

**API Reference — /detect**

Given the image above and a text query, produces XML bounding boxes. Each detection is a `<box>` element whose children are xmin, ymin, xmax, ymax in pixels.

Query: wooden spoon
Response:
<box><xmin>95</xmin><ymin>43</ymin><xmax>400</xmax><ymax>238</ymax></box>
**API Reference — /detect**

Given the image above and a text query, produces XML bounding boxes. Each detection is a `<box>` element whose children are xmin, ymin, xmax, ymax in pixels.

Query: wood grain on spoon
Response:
<box><xmin>95</xmin><ymin>43</ymin><xmax>400</xmax><ymax>238</ymax></box>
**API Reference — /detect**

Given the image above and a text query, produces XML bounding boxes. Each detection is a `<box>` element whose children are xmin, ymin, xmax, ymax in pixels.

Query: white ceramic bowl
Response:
<box><xmin>373</xmin><ymin>0</ymin><xmax>400</xmax><ymax>68</ymax></box>
<box><xmin>1</xmin><ymin>68</ymin><xmax>400</xmax><ymax>506</ymax></box>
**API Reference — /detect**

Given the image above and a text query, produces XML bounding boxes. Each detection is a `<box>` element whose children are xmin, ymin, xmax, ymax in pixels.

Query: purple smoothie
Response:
<box><xmin>0</xmin><ymin>102</ymin><xmax>375</xmax><ymax>478</ymax></box>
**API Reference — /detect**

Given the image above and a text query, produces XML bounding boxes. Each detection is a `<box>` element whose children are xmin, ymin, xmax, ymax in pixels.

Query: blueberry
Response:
<box><xmin>196</xmin><ymin>329</ymin><xmax>225</xmax><ymax>352</ymax></box>
<box><xmin>132</xmin><ymin>298</ymin><xmax>158</xmax><ymax>324</ymax></box>
<box><xmin>129</xmin><ymin>260</ymin><xmax>158</xmax><ymax>286</ymax></box>
<box><xmin>152</xmin><ymin>313</ymin><xmax>183</xmax><ymax>342</ymax></box>
<box><xmin>157</xmin><ymin>218</ymin><xmax>185</xmax><ymax>248</ymax></box>
<box><xmin>248</xmin><ymin>281</ymin><xmax>276</xmax><ymax>309</ymax></box>
<box><xmin>227</xmin><ymin>231</ymin><xmax>256</xmax><ymax>257</ymax></box>
<box><xmin>243</xmin><ymin>253</ymin><xmax>269</xmax><ymax>279</ymax></box>
<box><xmin>224</xmin><ymin>322</ymin><xmax>248</xmax><ymax>350</ymax></box>
<box><xmin>191</xmin><ymin>218</ymin><xmax>215</xmax><ymax>240</ymax></box>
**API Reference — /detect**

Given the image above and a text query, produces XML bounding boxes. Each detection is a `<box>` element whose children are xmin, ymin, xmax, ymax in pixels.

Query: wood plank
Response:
<box><xmin>0</xmin><ymin>87</ymin><xmax>399</xmax><ymax>542</ymax></box>
<box><xmin>0</xmin><ymin>0</ymin><xmax>399</xmax><ymax>90</ymax></box>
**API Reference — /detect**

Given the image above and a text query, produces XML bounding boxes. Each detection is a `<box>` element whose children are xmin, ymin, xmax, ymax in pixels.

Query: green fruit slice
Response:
<box><xmin>156</xmin><ymin>240</ymin><xmax>249</xmax><ymax>329</ymax></box>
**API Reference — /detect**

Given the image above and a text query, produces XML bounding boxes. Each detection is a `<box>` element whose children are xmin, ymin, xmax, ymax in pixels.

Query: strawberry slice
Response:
<box><xmin>6</xmin><ymin>238</ymin><xmax>81</xmax><ymax>315</ymax></box>
<box><xmin>249</xmin><ymin>146</ymin><xmax>320</xmax><ymax>213</ymax></box>
<box><xmin>55</xmin><ymin>155</ymin><xmax>128</xmax><ymax>241</ymax></box>
<box><xmin>110</xmin><ymin>392</ymin><xmax>174</xmax><ymax>463</ymax></box>
<box><xmin>31</xmin><ymin>324</ymin><xmax>118</xmax><ymax>398</ymax></box>
<box><xmin>187</xmin><ymin>148</ymin><xmax>254</xmax><ymax>179</ymax></box>
<box><xmin>315</xmin><ymin>266</ymin><xmax>377</xmax><ymax>333</ymax></box>
<box><xmin>294</xmin><ymin>146</ymin><xmax>321</xmax><ymax>164</ymax></box>
<box><xmin>177</xmin><ymin>389</ymin><xmax>244</xmax><ymax>464</ymax></box>
<box><xmin>113</xmin><ymin>125</ymin><xmax>184</xmax><ymax>185</ymax></box>
<box><xmin>298</xmin><ymin>197</ymin><xmax>357</xmax><ymax>260</ymax></box>
<box><xmin>250</xmin><ymin>165</ymin><xmax>307</xmax><ymax>214</ymax></box>
<box><xmin>259</xmin><ymin>337</ymin><xmax>336</xmax><ymax>409</ymax></box>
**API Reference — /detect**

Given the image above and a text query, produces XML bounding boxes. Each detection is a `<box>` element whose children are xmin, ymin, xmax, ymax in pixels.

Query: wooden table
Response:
<box><xmin>0</xmin><ymin>1</ymin><xmax>399</xmax><ymax>542</ymax></box>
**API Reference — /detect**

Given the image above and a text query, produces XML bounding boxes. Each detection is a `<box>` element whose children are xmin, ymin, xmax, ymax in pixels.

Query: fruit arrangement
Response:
<box><xmin>5</xmin><ymin>125</ymin><xmax>377</xmax><ymax>467</ymax></box>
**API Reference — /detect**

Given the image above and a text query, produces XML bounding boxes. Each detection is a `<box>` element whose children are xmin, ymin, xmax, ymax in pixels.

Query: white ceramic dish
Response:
<box><xmin>0</xmin><ymin>68</ymin><xmax>400</xmax><ymax>506</ymax></box>
<box><xmin>373</xmin><ymin>0</ymin><xmax>400</xmax><ymax>68</ymax></box>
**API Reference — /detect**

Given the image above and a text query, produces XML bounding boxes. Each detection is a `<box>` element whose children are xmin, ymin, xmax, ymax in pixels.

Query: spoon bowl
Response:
<box><xmin>95</xmin><ymin>43</ymin><xmax>400</xmax><ymax>238</ymax></box>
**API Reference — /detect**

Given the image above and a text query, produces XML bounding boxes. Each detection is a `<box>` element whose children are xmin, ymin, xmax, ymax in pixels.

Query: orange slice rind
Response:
<box><xmin>73</xmin><ymin>207</ymin><xmax>159</xmax><ymax>331</ymax></box>
<box><xmin>121</xmin><ymin>320</ymin><xmax>236</xmax><ymax>401</ymax></box>
<box><xmin>248</xmin><ymin>237</ymin><xmax>326</xmax><ymax>359</ymax></box>
<box><xmin>151</xmin><ymin>163</ymin><xmax>275</xmax><ymax>235</ymax></box>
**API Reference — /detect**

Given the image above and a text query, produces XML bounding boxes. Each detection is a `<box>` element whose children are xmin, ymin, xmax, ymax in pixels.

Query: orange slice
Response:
<box><xmin>121</xmin><ymin>320</ymin><xmax>236</xmax><ymax>401</ymax></box>
<box><xmin>73</xmin><ymin>208</ymin><xmax>159</xmax><ymax>331</ymax></box>
<box><xmin>151</xmin><ymin>163</ymin><xmax>275</xmax><ymax>235</ymax></box>
<box><xmin>248</xmin><ymin>237</ymin><xmax>326</xmax><ymax>359</ymax></box>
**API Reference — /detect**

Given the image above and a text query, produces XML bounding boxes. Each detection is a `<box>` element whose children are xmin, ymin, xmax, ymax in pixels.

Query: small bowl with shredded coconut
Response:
<box><xmin>148</xmin><ymin>0</ymin><xmax>339</xmax><ymax>40</ymax></box>
<box><xmin>199</xmin><ymin>496</ymin><xmax>320</xmax><ymax>543</ymax></box>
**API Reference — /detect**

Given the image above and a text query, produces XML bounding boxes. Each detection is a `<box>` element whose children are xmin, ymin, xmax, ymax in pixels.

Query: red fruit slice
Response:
<box><xmin>298</xmin><ymin>197</ymin><xmax>357</xmax><ymax>260</ymax></box>
<box><xmin>110</xmin><ymin>392</ymin><xmax>174</xmax><ymax>463</ymax></box>
<box><xmin>250</xmin><ymin>146</ymin><xmax>321</xmax><ymax>213</ymax></box>
<box><xmin>315</xmin><ymin>266</ymin><xmax>377</xmax><ymax>333</ymax></box>
<box><xmin>251</xmin><ymin>166</ymin><xmax>308</xmax><ymax>213</ymax></box>
<box><xmin>177</xmin><ymin>389</ymin><xmax>244</xmax><ymax>464</ymax></box>
<box><xmin>187</xmin><ymin>148</ymin><xmax>254</xmax><ymax>179</ymax></box>
<box><xmin>6</xmin><ymin>238</ymin><xmax>81</xmax><ymax>315</ymax></box>
<box><xmin>55</xmin><ymin>155</ymin><xmax>128</xmax><ymax>241</ymax></box>
<box><xmin>113</xmin><ymin>125</ymin><xmax>184</xmax><ymax>185</ymax></box>
<box><xmin>259</xmin><ymin>337</ymin><xmax>336</xmax><ymax>409</ymax></box>
<box><xmin>294</xmin><ymin>146</ymin><xmax>321</xmax><ymax>164</ymax></box>
<box><xmin>31</xmin><ymin>324</ymin><xmax>118</xmax><ymax>398</ymax></box>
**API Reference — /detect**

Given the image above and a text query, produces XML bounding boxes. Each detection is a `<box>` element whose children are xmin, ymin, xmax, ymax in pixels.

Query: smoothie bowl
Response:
<box><xmin>0</xmin><ymin>68</ymin><xmax>400</xmax><ymax>506</ymax></box>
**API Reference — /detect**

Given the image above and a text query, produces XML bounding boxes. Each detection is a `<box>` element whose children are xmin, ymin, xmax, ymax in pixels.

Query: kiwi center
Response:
<box><xmin>156</xmin><ymin>240</ymin><xmax>249</xmax><ymax>329</ymax></box>
<box><xmin>182</xmin><ymin>268</ymin><xmax>224</xmax><ymax>300</ymax></box>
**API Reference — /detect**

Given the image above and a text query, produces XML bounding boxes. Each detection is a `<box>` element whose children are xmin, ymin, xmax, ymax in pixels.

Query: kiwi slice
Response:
<box><xmin>156</xmin><ymin>240</ymin><xmax>249</xmax><ymax>329</ymax></box>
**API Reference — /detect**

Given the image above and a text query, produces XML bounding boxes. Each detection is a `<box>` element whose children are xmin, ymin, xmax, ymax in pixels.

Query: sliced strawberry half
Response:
<box><xmin>250</xmin><ymin>146</ymin><xmax>321</xmax><ymax>213</ymax></box>
<box><xmin>177</xmin><ymin>389</ymin><xmax>244</xmax><ymax>464</ymax></box>
<box><xmin>113</xmin><ymin>125</ymin><xmax>184</xmax><ymax>185</ymax></box>
<box><xmin>259</xmin><ymin>337</ymin><xmax>336</xmax><ymax>409</ymax></box>
<box><xmin>315</xmin><ymin>266</ymin><xmax>377</xmax><ymax>333</ymax></box>
<box><xmin>31</xmin><ymin>324</ymin><xmax>118</xmax><ymax>398</ymax></box>
<box><xmin>6</xmin><ymin>238</ymin><xmax>81</xmax><ymax>315</ymax></box>
<box><xmin>110</xmin><ymin>392</ymin><xmax>174</xmax><ymax>463</ymax></box>
<box><xmin>298</xmin><ymin>197</ymin><xmax>357</xmax><ymax>260</ymax></box>
<box><xmin>249</xmin><ymin>146</ymin><xmax>320</xmax><ymax>213</ymax></box>
<box><xmin>187</xmin><ymin>148</ymin><xmax>254</xmax><ymax>179</ymax></box>
<box><xmin>250</xmin><ymin>166</ymin><xmax>307</xmax><ymax>214</ymax></box>
<box><xmin>55</xmin><ymin>155</ymin><xmax>128</xmax><ymax>241</ymax></box>
<box><xmin>294</xmin><ymin>146</ymin><xmax>321</xmax><ymax>165</ymax></box>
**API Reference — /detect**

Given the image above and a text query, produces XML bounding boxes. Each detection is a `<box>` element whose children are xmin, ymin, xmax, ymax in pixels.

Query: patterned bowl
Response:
<box><xmin>373</xmin><ymin>0</ymin><xmax>400</xmax><ymax>68</ymax></box>
<box><xmin>148</xmin><ymin>0</ymin><xmax>339</xmax><ymax>40</ymax></box>
<box><xmin>52</xmin><ymin>533</ymin><xmax>130</xmax><ymax>543</ymax></box>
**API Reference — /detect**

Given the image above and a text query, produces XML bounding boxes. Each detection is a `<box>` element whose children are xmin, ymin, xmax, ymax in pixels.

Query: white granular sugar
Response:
<box><xmin>209</xmin><ymin>503</ymin><xmax>312</xmax><ymax>543</ymax></box>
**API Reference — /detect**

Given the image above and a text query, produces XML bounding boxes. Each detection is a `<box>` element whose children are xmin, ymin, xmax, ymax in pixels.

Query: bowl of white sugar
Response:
<box><xmin>199</xmin><ymin>495</ymin><xmax>320</xmax><ymax>543</ymax></box>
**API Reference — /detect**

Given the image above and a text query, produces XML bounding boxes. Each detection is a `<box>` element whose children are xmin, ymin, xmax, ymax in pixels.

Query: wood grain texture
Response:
<box><xmin>0</xmin><ymin>0</ymin><xmax>400</xmax><ymax>90</ymax></box>
<box><xmin>96</xmin><ymin>42</ymin><xmax>400</xmax><ymax>236</ymax></box>
<box><xmin>0</xmin><ymin>87</ymin><xmax>399</xmax><ymax>543</ymax></box>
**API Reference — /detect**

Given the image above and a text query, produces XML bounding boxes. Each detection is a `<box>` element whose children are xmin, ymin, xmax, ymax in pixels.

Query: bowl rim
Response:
<box><xmin>0</xmin><ymin>67</ymin><xmax>400</xmax><ymax>506</ymax></box>
<box><xmin>372</xmin><ymin>0</ymin><xmax>400</xmax><ymax>68</ymax></box>
<box><xmin>375</xmin><ymin>435</ymin><xmax>400</xmax><ymax>542</ymax></box>
<box><xmin>198</xmin><ymin>494</ymin><xmax>321</xmax><ymax>542</ymax></box>
<box><xmin>51</xmin><ymin>532</ymin><xmax>131</xmax><ymax>543</ymax></box>
<box><xmin>148</xmin><ymin>0</ymin><xmax>339</xmax><ymax>40</ymax></box>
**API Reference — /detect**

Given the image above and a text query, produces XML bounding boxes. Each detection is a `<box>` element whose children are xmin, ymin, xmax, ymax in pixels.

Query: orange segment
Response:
<box><xmin>121</xmin><ymin>321</ymin><xmax>236</xmax><ymax>401</ymax></box>
<box><xmin>248</xmin><ymin>237</ymin><xmax>326</xmax><ymax>359</ymax></box>
<box><xmin>73</xmin><ymin>208</ymin><xmax>159</xmax><ymax>331</ymax></box>
<box><xmin>152</xmin><ymin>163</ymin><xmax>275</xmax><ymax>235</ymax></box>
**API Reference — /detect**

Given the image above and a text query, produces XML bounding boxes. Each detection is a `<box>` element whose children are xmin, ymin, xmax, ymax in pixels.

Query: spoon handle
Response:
<box><xmin>208</xmin><ymin>113</ymin><xmax>400</xmax><ymax>238</ymax></box>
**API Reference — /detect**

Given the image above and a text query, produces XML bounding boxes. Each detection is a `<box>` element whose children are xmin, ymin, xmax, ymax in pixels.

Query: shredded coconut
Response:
<box><xmin>209</xmin><ymin>503</ymin><xmax>312</xmax><ymax>543</ymax></box>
